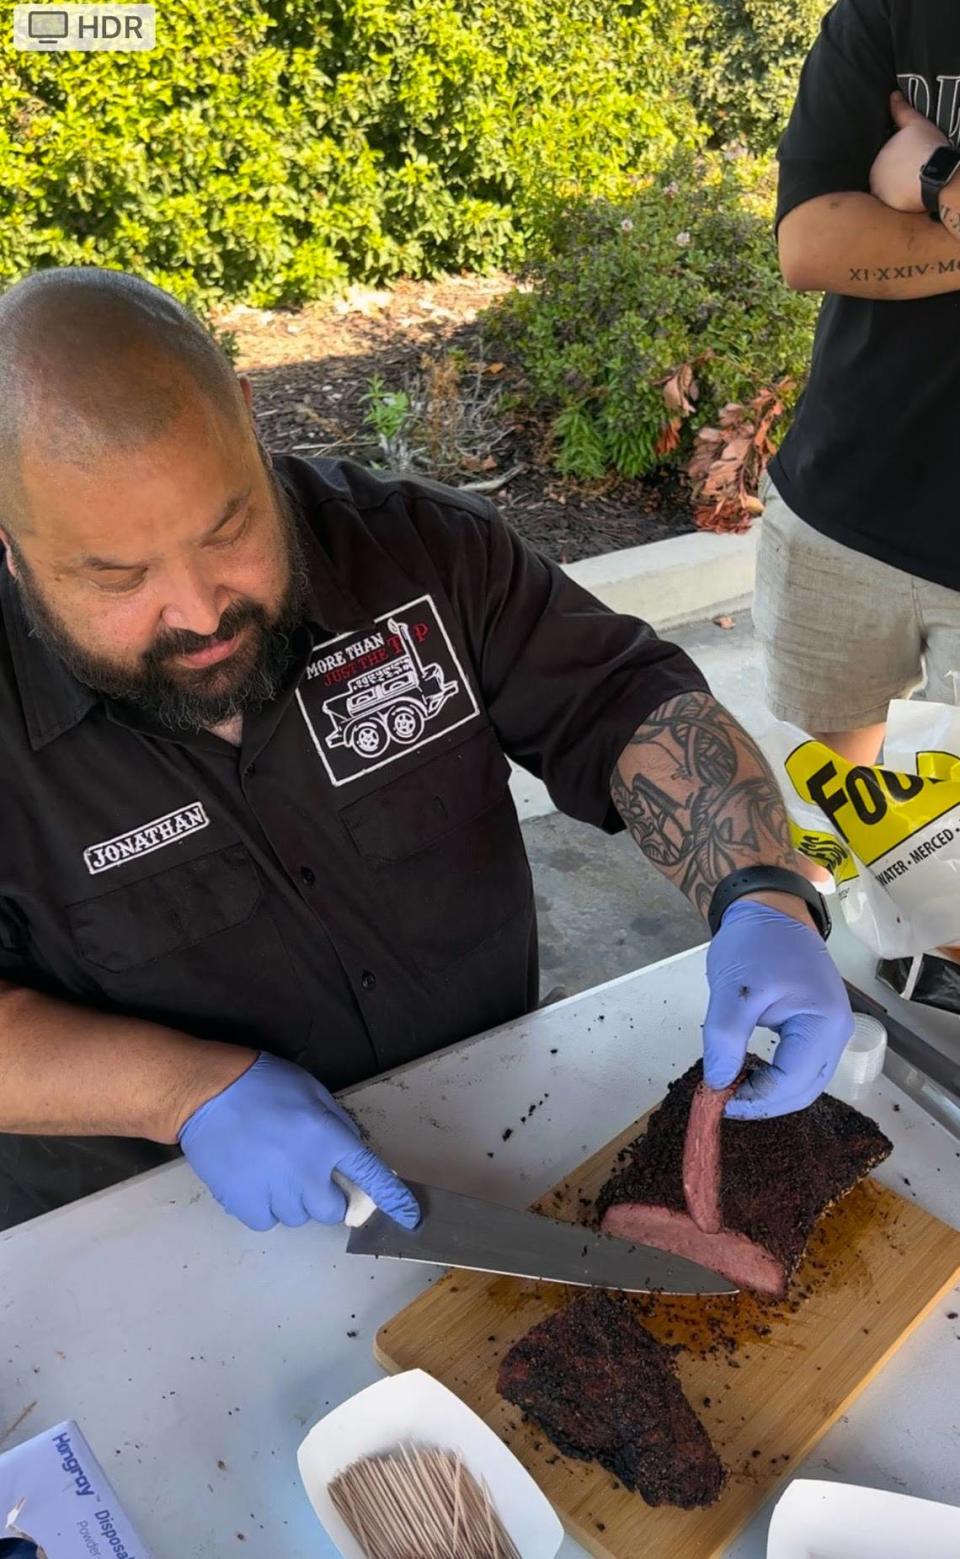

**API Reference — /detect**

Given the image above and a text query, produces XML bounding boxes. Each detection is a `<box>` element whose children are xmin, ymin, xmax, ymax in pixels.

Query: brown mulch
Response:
<box><xmin>214</xmin><ymin>274</ymin><xmax>695</xmax><ymax>564</ymax></box>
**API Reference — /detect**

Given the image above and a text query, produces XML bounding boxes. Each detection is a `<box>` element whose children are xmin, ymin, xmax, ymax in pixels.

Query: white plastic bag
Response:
<box><xmin>765</xmin><ymin>700</ymin><xmax>960</xmax><ymax>958</ymax></box>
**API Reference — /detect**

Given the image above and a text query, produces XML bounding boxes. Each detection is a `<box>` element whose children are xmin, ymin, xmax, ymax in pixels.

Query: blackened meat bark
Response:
<box><xmin>597</xmin><ymin>1058</ymin><xmax>893</xmax><ymax>1298</ymax></box>
<box><xmin>497</xmin><ymin>1289</ymin><xmax>726</xmax><ymax>1508</ymax></box>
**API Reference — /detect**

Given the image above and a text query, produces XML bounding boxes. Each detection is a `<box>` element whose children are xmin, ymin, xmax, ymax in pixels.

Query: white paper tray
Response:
<box><xmin>767</xmin><ymin>1478</ymin><xmax>960</xmax><ymax>1559</ymax></box>
<box><xmin>298</xmin><ymin>1369</ymin><xmax>564</xmax><ymax>1559</ymax></box>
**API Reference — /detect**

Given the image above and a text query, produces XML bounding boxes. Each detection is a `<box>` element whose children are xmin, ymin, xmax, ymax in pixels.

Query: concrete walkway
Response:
<box><xmin>522</xmin><ymin>609</ymin><xmax>766</xmax><ymax>996</ymax></box>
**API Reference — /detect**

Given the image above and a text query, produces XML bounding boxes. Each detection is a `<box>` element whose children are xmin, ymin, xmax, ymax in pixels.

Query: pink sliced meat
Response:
<box><xmin>601</xmin><ymin>1201</ymin><xmax>784</xmax><ymax>1296</ymax></box>
<box><xmin>682</xmin><ymin>1081</ymin><xmax>736</xmax><ymax>1234</ymax></box>
<box><xmin>596</xmin><ymin>1058</ymin><xmax>893</xmax><ymax>1299</ymax></box>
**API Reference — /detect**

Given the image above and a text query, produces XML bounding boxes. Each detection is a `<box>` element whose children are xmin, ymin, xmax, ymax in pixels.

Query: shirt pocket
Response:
<box><xmin>64</xmin><ymin>843</ymin><xmax>310</xmax><ymax>1048</ymax></box>
<box><xmin>340</xmin><ymin>725</ymin><xmax>533</xmax><ymax>973</ymax></box>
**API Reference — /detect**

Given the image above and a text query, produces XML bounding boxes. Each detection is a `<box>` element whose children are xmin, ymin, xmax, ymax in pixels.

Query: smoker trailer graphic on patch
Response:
<box><xmin>297</xmin><ymin>594</ymin><xmax>480</xmax><ymax>786</ymax></box>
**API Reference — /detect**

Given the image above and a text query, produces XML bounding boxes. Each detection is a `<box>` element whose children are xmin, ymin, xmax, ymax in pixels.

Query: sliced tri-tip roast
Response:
<box><xmin>497</xmin><ymin>1289</ymin><xmax>726</xmax><ymax>1508</ymax></box>
<box><xmin>596</xmin><ymin>1058</ymin><xmax>893</xmax><ymax>1299</ymax></box>
<box><xmin>682</xmin><ymin>1080</ymin><xmax>737</xmax><ymax>1235</ymax></box>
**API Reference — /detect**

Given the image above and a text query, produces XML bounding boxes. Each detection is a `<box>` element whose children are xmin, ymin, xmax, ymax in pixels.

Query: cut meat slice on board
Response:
<box><xmin>597</xmin><ymin>1059</ymin><xmax>893</xmax><ymax>1299</ymax></box>
<box><xmin>496</xmin><ymin>1289</ymin><xmax>726</xmax><ymax>1509</ymax></box>
<box><xmin>682</xmin><ymin>1081</ymin><xmax>736</xmax><ymax>1233</ymax></box>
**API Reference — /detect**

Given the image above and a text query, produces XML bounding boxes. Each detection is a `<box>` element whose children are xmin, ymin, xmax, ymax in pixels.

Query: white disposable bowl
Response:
<box><xmin>767</xmin><ymin>1478</ymin><xmax>960</xmax><ymax>1559</ymax></box>
<box><xmin>297</xmin><ymin>1369</ymin><xmax>564</xmax><ymax>1559</ymax></box>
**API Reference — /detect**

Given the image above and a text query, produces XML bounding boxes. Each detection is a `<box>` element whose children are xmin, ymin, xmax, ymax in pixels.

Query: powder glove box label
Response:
<box><xmin>765</xmin><ymin>699</ymin><xmax>960</xmax><ymax>958</ymax></box>
<box><xmin>0</xmin><ymin>1420</ymin><xmax>153</xmax><ymax>1558</ymax></box>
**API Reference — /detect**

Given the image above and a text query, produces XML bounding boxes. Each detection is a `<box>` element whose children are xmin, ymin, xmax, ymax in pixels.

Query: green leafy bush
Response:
<box><xmin>695</xmin><ymin>0</ymin><xmax>827</xmax><ymax>152</ymax></box>
<box><xmin>0</xmin><ymin>0</ymin><xmax>704</xmax><ymax>308</ymax></box>
<box><xmin>488</xmin><ymin>149</ymin><xmax>820</xmax><ymax>481</ymax></box>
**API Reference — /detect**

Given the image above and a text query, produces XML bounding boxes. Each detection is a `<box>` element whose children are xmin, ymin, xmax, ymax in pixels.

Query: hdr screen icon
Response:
<box><xmin>13</xmin><ymin>4</ymin><xmax>155</xmax><ymax>50</ymax></box>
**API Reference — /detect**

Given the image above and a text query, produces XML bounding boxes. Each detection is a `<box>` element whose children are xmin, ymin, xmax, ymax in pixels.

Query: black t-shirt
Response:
<box><xmin>0</xmin><ymin>454</ymin><xmax>706</xmax><ymax>1222</ymax></box>
<box><xmin>769</xmin><ymin>0</ymin><xmax>960</xmax><ymax>588</ymax></box>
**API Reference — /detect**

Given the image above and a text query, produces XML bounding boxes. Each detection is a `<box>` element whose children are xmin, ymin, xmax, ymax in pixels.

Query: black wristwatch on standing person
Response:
<box><xmin>920</xmin><ymin>144</ymin><xmax>960</xmax><ymax>220</ymax></box>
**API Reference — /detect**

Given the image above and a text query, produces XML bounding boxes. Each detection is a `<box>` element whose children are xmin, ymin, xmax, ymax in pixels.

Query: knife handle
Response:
<box><xmin>332</xmin><ymin>1169</ymin><xmax>378</xmax><ymax>1229</ymax></box>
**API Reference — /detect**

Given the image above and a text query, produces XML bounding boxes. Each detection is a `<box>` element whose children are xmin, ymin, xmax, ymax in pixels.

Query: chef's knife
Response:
<box><xmin>333</xmin><ymin>1173</ymin><xmax>738</xmax><ymax>1295</ymax></box>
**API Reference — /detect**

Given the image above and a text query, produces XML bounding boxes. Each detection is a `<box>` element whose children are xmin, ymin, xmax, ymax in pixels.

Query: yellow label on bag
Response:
<box><xmin>787</xmin><ymin>819</ymin><xmax>859</xmax><ymax>882</ymax></box>
<box><xmin>784</xmin><ymin>741</ymin><xmax>960</xmax><ymax>868</ymax></box>
<box><xmin>916</xmin><ymin>750</ymin><xmax>960</xmax><ymax>782</ymax></box>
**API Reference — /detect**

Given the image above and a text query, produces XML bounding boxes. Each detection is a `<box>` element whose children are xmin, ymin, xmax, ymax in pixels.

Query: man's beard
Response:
<box><xmin>9</xmin><ymin>475</ymin><xmax>310</xmax><ymax>733</ymax></box>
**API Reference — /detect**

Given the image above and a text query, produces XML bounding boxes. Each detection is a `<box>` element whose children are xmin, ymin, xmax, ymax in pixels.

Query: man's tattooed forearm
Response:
<box><xmin>848</xmin><ymin>257</ymin><xmax>958</xmax><ymax>282</ymax></box>
<box><xmin>939</xmin><ymin>202</ymin><xmax>960</xmax><ymax>239</ymax></box>
<box><xmin>610</xmin><ymin>691</ymin><xmax>794</xmax><ymax>920</ymax></box>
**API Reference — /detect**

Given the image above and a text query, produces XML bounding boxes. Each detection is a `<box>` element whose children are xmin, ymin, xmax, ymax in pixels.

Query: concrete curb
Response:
<box><xmin>509</xmin><ymin>524</ymin><xmax>760</xmax><ymax>822</ymax></box>
<box><xmin>563</xmin><ymin>523</ymin><xmax>759</xmax><ymax>631</ymax></box>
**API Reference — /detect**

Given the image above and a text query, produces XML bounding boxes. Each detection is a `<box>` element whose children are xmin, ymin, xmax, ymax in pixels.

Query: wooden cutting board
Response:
<box><xmin>375</xmin><ymin>1110</ymin><xmax>960</xmax><ymax>1559</ymax></box>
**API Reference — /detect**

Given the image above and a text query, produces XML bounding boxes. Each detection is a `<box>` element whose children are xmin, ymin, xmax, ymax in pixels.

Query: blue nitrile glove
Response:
<box><xmin>703</xmin><ymin>900</ymin><xmax>853</xmax><ymax>1121</ymax></box>
<box><xmin>178</xmin><ymin>1052</ymin><xmax>421</xmax><ymax>1233</ymax></box>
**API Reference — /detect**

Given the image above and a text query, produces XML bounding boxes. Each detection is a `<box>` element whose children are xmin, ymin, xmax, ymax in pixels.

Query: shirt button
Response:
<box><xmin>299</xmin><ymin>865</ymin><xmax>316</xmax><ymax>887</ymax></box>
<box><xmin>360</xmin><ymin>970</ymin><xmax>377</xmax><ymax>992</ymax></box>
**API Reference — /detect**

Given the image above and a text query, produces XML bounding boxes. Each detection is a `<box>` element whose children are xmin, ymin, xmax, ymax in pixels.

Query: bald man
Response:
<box><xmin>0</xmin><ymin>267</ymin><xmax>852</xmax><ymax>1233</ymax></box>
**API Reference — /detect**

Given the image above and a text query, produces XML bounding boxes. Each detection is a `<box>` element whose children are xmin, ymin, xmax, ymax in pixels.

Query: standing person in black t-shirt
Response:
<box><xmin>757</xmin><ymin>0</ymin><xmax>960</xmax><ymax>783</ymax></box>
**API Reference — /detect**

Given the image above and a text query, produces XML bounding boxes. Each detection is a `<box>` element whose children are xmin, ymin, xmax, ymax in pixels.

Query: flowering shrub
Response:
<box><xmin>487</xmin><ymin>149</ymin><xmax>820</xmax><ymax>483</ymax></box>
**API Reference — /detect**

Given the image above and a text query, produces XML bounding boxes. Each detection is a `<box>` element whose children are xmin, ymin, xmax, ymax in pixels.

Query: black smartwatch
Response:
<box><xmin>920</xmin><ymin>143</ymin><xmax>960</xmax><ymax>220</ymax></box>
<box><xmin>707</xmin><ymin>865</ymin><xmax>831</xmax><ymax>940</ymax></box>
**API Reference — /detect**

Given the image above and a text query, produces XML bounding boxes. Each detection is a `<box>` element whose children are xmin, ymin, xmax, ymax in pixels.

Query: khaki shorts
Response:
<box><xmin>753</xmin><ymin>475</ymin><xmax>960</xmax><ymax>732</ymax></box>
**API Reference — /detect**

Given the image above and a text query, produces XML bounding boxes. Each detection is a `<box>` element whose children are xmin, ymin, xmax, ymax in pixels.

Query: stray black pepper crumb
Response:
<box><xmin>702</xmin><ymin>1396</ymin><xmax>711</xmax><ymax>1407</ymax></box>
<box><xmin>550</xmin><ymin>1048</ymin><xmax>558</xmax><ymax>1055</ymax></box>
<box><xmin>346</xmin><ymin>1330</ymin><xmax>357</xmax><ymax>1338</ymax></box>
<box><xmin>596</xmin><ymin>1520</ymin><xmax>606</xmax><ymax>1531</ymax></box>
<box><xmin>947</xmin><ymin>1312</ymin><xmax>958</xmax><ymax>1320</ymax></box>
<box><xmin>502</xmin><ymin>1128</ymin><xmax>513</xmax><ymax>1141</ymax></box>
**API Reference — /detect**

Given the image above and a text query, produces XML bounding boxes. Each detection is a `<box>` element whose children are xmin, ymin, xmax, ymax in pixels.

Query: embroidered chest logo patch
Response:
<box><xmin>83</xmin><ymin>802</ymin><xmax>210</xmax><ymax>875</ymax></box>
<box><xmin>297</xmin><ymin>594</ymin><xmax>480</xmax><ymax>786</ymax></box>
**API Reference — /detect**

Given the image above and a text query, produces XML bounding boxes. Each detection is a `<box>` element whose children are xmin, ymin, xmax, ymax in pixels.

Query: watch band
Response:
<box><xmin>921</xmin><ymin>147</ymin><xmax>960</xmax><ymax>218</ymax></box>
<box><xmin>921</xmin><ymin>173</ymin><xmax>943</xmax><ymax>220</ymax></box>
<box><xmin>707</xmin><ymin>865</ymin><xmax>831</xmax><ymax>940</ymax></box>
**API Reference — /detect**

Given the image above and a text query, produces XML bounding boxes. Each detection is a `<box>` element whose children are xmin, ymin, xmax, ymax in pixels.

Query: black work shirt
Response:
<box><xmin>0</xmin><ymin>455</ymin><xmax>706</xmax><ymax>1220</ymax></box>
<box><xmin>769</xmin><ymin>0</ymin><xmax>960</xmax><ymax>588</ymax></box>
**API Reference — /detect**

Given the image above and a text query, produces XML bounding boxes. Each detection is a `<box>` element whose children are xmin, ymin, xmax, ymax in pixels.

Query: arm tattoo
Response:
<box><xmin>610</xmin><ymin>691</ymin><xmax>795</xmax><ymax>920</ymax></box>
<box><xmin>939</xmin><ymin>201</ymin><xmax>960</xmax><ymax>239</ymax></box>
<box><xmin>848</xmin><ymin>258</ymin><xmax>957</xmax><ymax>282</ymax></box>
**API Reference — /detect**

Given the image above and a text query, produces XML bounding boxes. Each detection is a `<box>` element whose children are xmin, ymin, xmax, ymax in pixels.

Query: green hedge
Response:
<box><xmin>0</xmin><ymin>0</ymin><xmax>705</xmax><ymax>308</ymax></box>
<box><xmin>489</xmin><ymin>149</ymin><xmax>820</xmax><ymax>480</ymax></box>
<box><xmin>694</xmin><ymin>0</ymin><xmax>827</xmax><ymax>152</ymax></box>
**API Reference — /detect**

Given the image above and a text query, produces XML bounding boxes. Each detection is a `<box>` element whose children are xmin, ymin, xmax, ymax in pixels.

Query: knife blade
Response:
<box><xmin>344</xmin><ymin>1179</ymin><xmax>738</xmax><ymax>1295</ymax></box>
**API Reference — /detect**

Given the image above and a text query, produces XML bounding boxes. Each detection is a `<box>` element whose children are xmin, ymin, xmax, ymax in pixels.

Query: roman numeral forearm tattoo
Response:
<box><xmin>848</xmin><ymin>257</ymin><xmax>959</xmax><ymax>282</ymax></box>
<box><xmin>610</xmin><ymin>691</ymin><xmax>795</xmax><ymax>921</ymax></box>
